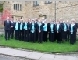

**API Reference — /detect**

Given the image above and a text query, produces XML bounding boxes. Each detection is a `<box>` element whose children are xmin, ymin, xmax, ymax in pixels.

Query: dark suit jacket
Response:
<box><xmin>37</xmin><ymin>23</ymin><xmax>43</xmax><ymax>32</ymax></box>
<box><xmin>23</xmin><ymin>22</ymin><xmax>29</xmax><ymax>30</ymax></box>
<box><xmin>55</xmin><ymin>24</ymin><xmax>62</xmax><ymax>33</ymax></box>
<box><xmin>69</xmin><ymin>24</ymin><xmax>77</xmax><ymax>33</ymax></box>
<box><xmin>61</xmin><ymin>23</ymin><xmax>68</xmax><ymax>31</ymax></box>
<box><xmin>47</xmin><ymin>23</ymin><xmax>50</xmax><ymax>33</ymax></box>
<box><xmin>30</xmin><ymin>23</ymin><xmax>36</xmax><ymax>32</ymax></box>
<box><xmin>49</xmin><ymin>23</ymin><xmax>55</xmax><ymax>33</ymax></box>
<box><xmin>4</xmin><ymin>20</ymin><xmax>11</xmax><ymax>30</ymax></box>
<box><xmin>10</xmin><ymin>22</ymin><xmax>15</xmax><ymax>30</ymax></box>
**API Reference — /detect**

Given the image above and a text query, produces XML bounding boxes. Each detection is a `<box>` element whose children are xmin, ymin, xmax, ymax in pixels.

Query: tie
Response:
<box><xmin>51</xmin><ymin>24</ymin><xmax>54</xmax><ymax>33</ymax></box>
<box><xmin>64</xmin><ymin>24</ymin><xmax>67</xmax><ymax>31</ymax></box>
<box><xmin>71</xmin><ymin>25</ymin><xmax>73</xmax><ymax>34</ymax></box>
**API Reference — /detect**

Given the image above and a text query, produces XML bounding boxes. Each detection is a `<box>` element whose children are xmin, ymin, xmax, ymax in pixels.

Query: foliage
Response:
<box><xmin>0</xmin><ymin>4</ymin><xmax>3</xmax><ymax>12</ymax></box>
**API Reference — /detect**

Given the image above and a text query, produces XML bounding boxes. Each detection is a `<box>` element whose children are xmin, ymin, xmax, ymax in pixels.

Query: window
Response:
<box><xmin>14</xmin><ymin>4</ymin><xmax>16</xmax><ymax>10</ymax></box>
<box><xmin>16</xmin><ymin>4</ymin><xmax>17</xmax><ymax>10</ymax></box>
<box><xmin>33</xmin><ymin>1</ymin><xmax>39</xmax><ymax>7</ymax></box>
<box><xmin>13</xmin><ymin>4</ymin><xmax>22</xmax><ymax>11</ymax></box>
<box><xmin>17</xmin><ymin>4</ymin><xmax>19</xmax><ymax>11</ymax></box>
<box><xmin>44</xmin><ymin>1</ymin><xmax>52</xmax><ymax>4</ymax></box>
<box><xmin>20</xmin><ymin>4</ymin><xmax>22</xmax><ymax>11</ymax></box>
<box><xmin>43</xmin><ymin>15</ymin><xmax>47</xmax><ymax>19</ymax></box>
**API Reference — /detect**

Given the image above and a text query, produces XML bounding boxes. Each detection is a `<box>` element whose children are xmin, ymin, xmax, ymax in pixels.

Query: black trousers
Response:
<box><xmin>62</xmin><ymin>31</ymin><xmax>67</xmax><ymax>41</ymax></box>
<box><xmin>70</xmin><ymin>32</ymin><xmax>76</xmax><ymax>45</ymax></box>
<box><xmin>48</xmin><ymin>32</ymin><xmax>50</xmax><ymax>42</ymax></box>
<box><xmin>10</xmin><ymin>30</ymin><xmax>14</xmax><ymax>39</ymax></box>
<box><xmin>24</xmin><ymin>30</ymin><xmax>29</xmax><ymax>42</ymax></box>
<box><xmin>56</xmin><ymin>32</ymin><xmax>62</xmax><ymax>43</ymax></box>
<box><xmin>15</xmin><ymin>30</ymin><xmax>19</xmax><ymax>40</ymax></box>
<box><xmin>5</xmin><ymin>30</ymin><xmax>10</xmax><ymax>40</ymax></box>
<box><xmin>67</xmin><ymin>30</ymin><xmax>70</xmax><ymax>41</ymax></box>
<box><xmin>30</xmin><ymin>32</ymin><xmax>36</xmax><ymax>42</ymax></box>
<box><xmin>19</xmin><ymin>30</ymin><xmax>24</xmax><ymax>41</ymax></box>
<box><xmin>50</xmin><ymin>32</ymin><xmax>55</xmax><ymax>42</ymax></box>
<box><xmin>36</xmin><ymin>29</ymin><xmax>38</xmax><ymax>41</ymax></box>
<box><xmin>28</xmin><ymin>30</ymin><xmax>30</xmax><ymax>42</ymax></box>
<box><xmin>38</xmin><ymin>31</ymin><xmax>43</xmax><ymax>43</ymax></box>
<box><xmin>43</xmin><ymin>31</ymin><xmax>47</xmax><ymax>42</ymax></box>
<box><xmin>54</xmin><ymin>32</ymin><xmax>57</xmax><ymax>42</ymax></box>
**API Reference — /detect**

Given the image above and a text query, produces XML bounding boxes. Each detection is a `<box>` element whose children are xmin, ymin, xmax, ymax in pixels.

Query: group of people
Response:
<box><xmin>4</xmin><ymin>17</ymin><xmax>77</xmax><ymax>45</ymax></box>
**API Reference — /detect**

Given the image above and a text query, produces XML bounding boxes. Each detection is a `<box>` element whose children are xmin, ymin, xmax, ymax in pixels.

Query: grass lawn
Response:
<box><xmin>0</xmin><ymin>36</ymin><xmax>78</xmax><ymax>53</ymax></box>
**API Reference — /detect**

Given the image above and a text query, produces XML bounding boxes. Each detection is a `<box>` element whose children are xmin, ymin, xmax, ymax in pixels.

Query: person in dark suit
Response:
<box><xmin>37</xmin><ymin>20</ymin><xmax>43</xmax><ymax>43</ymax></box>
<box><xmin>35</xmin><ymin>19</ymin><xmax>38</xmax><ymax>42</ymax></box>
<box><xmin>19</xmin><ymin>19</ymin><xmax>24</xmax><ymax>41</ymax></box>
<box><xmin>24</xmin><ymin>19</ymin><xmax>29</xmax><ymax>42</ymax></box>
<box><xmin>61</xmin><ymin>21</ymin><xmax>68</xmax><ymax>42</ymax></box>
<box><xmin>69</xmin><ymin>19</ymin><xmax>77</xmax><ymax>45</ymax></box>
<box><xmin>27</xmin><ymin>19</ymin><xmax>31</xmax><ymax>42</ymax></box>
<box><xmin>66</xmin><ymin>20</ymin><xmax>70</xmax><ymax>41</ymax></box>
<box><xmin>4</xmin><ymin>17</ymin><xmax>11</xmax><ymax>40</ymax></box>
<box><xmin>43</xmin><ymin>20</ymin><xmax>48</xmax><ymax>42</ymax></box>
<box><xmin>10</xmin><ymin>17</ymin><xmax>15</xmax><ymax>39</ymax></box>
<box><xmin>50</xmin><ymin>21</ymin><xmax>55</xmax><ymax>42</ymax></box>
<box><xmin>55</xmin><ymin>20</ymin><xmax>62</xmax><ymax>43</ymax></box>
<box><xmin>15</xmin><ymin>19</ymin><xmax>19</xmax><ymax>40</ymax></box>
<box><xmin>30</xmin><ymin>19</ymin><xmax>36</xmax><ymax>42</ymax></box>
<box><xmin>47</xmin><ymin>20</ymin><xmax>50</xmax><ymax>42</ymax></box>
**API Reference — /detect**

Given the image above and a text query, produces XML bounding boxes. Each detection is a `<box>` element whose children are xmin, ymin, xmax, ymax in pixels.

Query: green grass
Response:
<box><xmin>0</xmin><ymin>36</ymin><xmax>78</xmax><ymax>53</ymax></box>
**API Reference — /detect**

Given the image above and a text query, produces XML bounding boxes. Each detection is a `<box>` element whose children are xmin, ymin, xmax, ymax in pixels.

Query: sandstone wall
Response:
<box><xmin>3</xmin><ymin>1</ymin><xmax>78</xmax><ymax>22</ymax></box>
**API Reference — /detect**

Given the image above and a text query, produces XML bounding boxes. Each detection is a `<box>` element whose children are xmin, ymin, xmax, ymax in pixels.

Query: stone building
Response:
<box><xmin>2</xmin><ymin>1</ymin><xmax>78</xmax><ymax>22</ymax></box>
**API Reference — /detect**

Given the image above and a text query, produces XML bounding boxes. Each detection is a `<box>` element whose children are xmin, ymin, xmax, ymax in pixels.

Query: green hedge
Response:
<box><xmin>0</xmin><ymin>4</ymin><xmax>3</xmax><ymax>12</ymax></box>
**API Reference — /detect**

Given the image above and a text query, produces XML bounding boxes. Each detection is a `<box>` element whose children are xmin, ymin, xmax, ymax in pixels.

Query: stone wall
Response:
<box><xmin>3</xmin><ymin>1</ymin><xmax>78</xmax><ymax>22</ymax></box>
<box><xmin>56</xmin><ymin>1</ymin><xmax>78</xmax><ymax>22</ymax></box>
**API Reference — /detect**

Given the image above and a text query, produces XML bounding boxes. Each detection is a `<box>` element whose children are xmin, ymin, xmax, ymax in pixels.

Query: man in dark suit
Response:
<box><xmin>4</xmin><ymin>17</ymin><xmax>11</xmax><ymax>40</ymax></box>
<box><xmin>43</xmin><ymin>20</ymin><xmax>48</xmax><ymax>42</ymax></box>
<box><xmin>15</xmin><ymin>19</ymin><xmax>20</xmax><ymax>40</ymax></box>
<box><xmin>69</xmin><ymin>19</ymin><xmax>77</xmax><ymax>45</ymax></box>
<box><xmin>30</xmin><ymin>19</ymin><xmax>36</xmax><ymax>42</ymax></box>
<box><xmin>27</xmin><ymin>19</ymin><xmax>31</xmax><ymax>42</ymax></box>
<box><xmin>10</xmin><ymin>17</ymin><xmax>15</xmax><ymax>39</ymax></box>
<box><xmin>37</xmin><ymin>20</ymin><xmax>43</xmax><ymax>43</ymax></box>
<box><xmin>55</xmin><ymin>20</ymin><xmax>62</xmax><ymax>43</ymax></box>
<box><xmin>61</xmin><ymin>21</ymin><xmax>68</xmax><ymax>42</ymax></box>
<box><xmin>19</xmin><ymin>19</ymin><xmax>24</xmax><ymax>41</ymax></box>
<box><xmin>50</xmin><ymin>21</ymin><xmax>55</xmax><ymax>42</ymax></box>
<box><xmin>23</xmin><ymin>19</ymin><xmax>29</xmax><ymax>42</ymax></box>
<box><xmin>47</xmin><ymin>20</ymin><xmax>50</xmax><ymax>42</ymax></box>
<box><xmin>66</xmin><ymin>20</ymin><xmax>70</xmax><ymax>41</ymax></box>
<box><xmin>35</xmin><ymin>19</ymin><xmax>38</xmax><ymax>42</ymax></box>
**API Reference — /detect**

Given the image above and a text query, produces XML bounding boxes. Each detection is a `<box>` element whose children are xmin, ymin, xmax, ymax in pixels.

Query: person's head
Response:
<box><xmin>31</xmin><ymin>19</ymin><xmax>35</xmax><ymax>23</ymax></box>
<box><xmin>11</xmin><ymin>17</ymin><xmax>14</xmax><ymax>21</ymax></box>
<box><xmin>71</xmin><ymin>18</ymin><xmax>75</xmax><ymax>24</ymax></box>
<box><xmin>20</xmin><ymin>18</ymin><xmax>23</xmax><ymax>23</ymax></box>
<box><xmin>6</xmin><ymin>17</ymin><xmax>9</xmax><ymax>20</ymax></box>
<box><xmin>56</xmin><ymin>20</ymin><xmax>60</xmax><ymax>24</ymax></box>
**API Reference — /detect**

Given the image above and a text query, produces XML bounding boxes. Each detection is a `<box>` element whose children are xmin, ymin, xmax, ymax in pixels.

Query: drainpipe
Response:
<box><xmin>54</xmin><ymin>1</ymin><xmax>56</xmax><ymax>22</ymax></box>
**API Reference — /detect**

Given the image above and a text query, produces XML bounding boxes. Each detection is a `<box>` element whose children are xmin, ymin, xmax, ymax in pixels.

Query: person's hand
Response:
<box><xmin>11</xmin><ymin>26</ymin><xmax>13</xmax><ymax>27</ymax></box>
<box><xmin>39</xmin><ymin>30</ymin><xmax>41</xmax><ymax>33</ymax></box>
<box><xmin>57</xmin><ymin>31</ymin><xmax>58</xmax><ymax>33</ymax></box>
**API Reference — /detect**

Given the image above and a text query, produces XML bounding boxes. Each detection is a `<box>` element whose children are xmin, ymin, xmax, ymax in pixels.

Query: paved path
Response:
<box><xmin>0</xmin><ymin>47</ymin><xmax>78</xmax><ymax>60</ymax></box>
<box><xmin>0</xmin><ymin>55</ymin><xmax>29</xmax><ymax>60</ymax></box>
